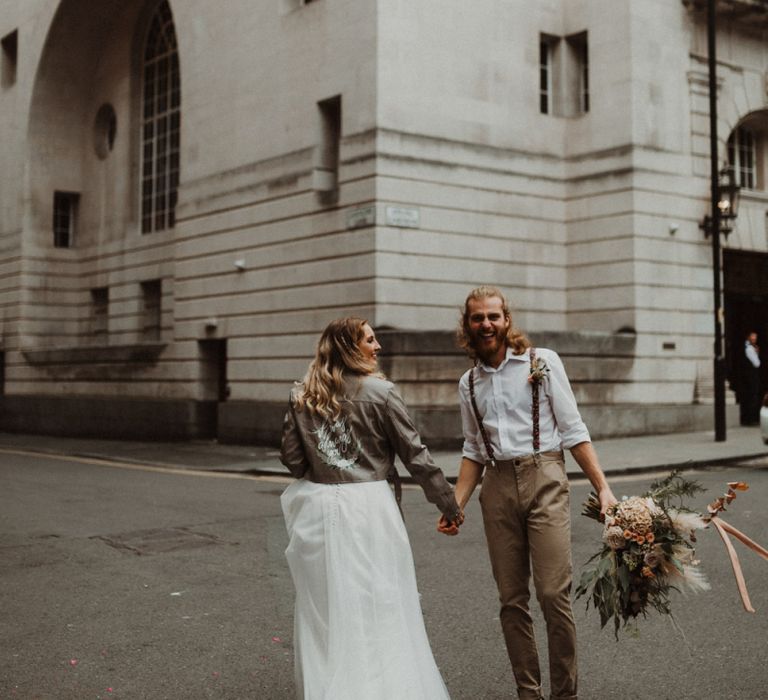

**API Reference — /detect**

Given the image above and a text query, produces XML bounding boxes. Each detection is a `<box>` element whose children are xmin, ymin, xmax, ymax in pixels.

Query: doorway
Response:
<box><xmin>723</xmin><ymin>250</ymin><xmax>768</xmax><ymax>418</ymax></box>
<box><xmin>198</xmin><ymin>339</ymin><xmax>228</xmax><ymax>437</ymax></box>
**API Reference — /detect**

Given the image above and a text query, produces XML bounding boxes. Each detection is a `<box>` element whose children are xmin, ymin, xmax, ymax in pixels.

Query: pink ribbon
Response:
<box><xmin>706</xmin><ymin>482</ymin><xmax>768</xmax><ymax>613</ymax></box>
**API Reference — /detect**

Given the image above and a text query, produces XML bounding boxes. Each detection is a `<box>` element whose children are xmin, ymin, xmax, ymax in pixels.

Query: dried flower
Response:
<box><xmin>622</xmin><ymin>551</ymin><xmax>639</xmax><ymax>570</ymax></box>
<box><xmin>611</xmin><ymin>496</ymin><xmax>654</xmax><ymax>536</ymax></box>
<box><xmin>603</xmin><ymin>525</ymin><xmax>626</xmax><ymax>550</ymax></box>
<box><xmin>643</xmin><ymin>549</ymin><xmax>662</xmax><ymax>568</ymax></box>
<box><xmin>678</xmin><ymin>564</ymin><xmax>710</xmax><ymax>593</ymax></box>
<box><xmin>667</xmin><ymin>508</ymin><xmax>707</xmax><ymax>532</ymax></box>
<box><xmin>528</xmin><ymin>357</ymin><xmax>550</xmax><ymax>385</ymax></box>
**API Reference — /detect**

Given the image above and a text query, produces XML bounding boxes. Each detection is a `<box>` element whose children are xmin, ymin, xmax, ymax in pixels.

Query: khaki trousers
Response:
<box><xmin>479</xmin><ymin>451</ymin><xmax>577</xmax><ymax>700</ymax></box>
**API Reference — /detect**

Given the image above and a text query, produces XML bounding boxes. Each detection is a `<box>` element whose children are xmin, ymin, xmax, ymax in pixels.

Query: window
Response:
<box><xmin>538</xmin><ymin>31</ymin><xmax>589</xmax><ymax>117</ymax></box>
<box><xmin>728</xmin><ymin>126</ymin><xmax>756</xmax><ymax>190</ymax></box>
<box><xmin>53</xmin><ymin>191</ymin><xmax>79</xmax><ymax>248</ymax></box>
<box><xmin>567</xmin><ymin>31</ymin><xmax>589</xmax><ymax>114</ymax></box>
<box><xmin>539</xmin><ymin>37</ymin><xmax>555</xmax><ymax>115</ymax></box>
<box><xmin>315</xmin><ymin>95</ymin><xmax>341</xmax><ymax>196</ymax></box>
<box><xmin>140</xmin><ymin>279</ymin><xmax>162</xmax><ymax>341</ymax></box>
<box><xmin>1</xmin><ymin>30</ymin><xmax>17</xmax><ymax>88</ymax></box>
<box><xmin>91</xmin><ymin>288</ymin><xmax>109</xmax><ymax>339</ymax></box>
<box><xmin>141</xmin><ymin>1</ymin><xmax>180</xmax><ymax>234</ymax></box>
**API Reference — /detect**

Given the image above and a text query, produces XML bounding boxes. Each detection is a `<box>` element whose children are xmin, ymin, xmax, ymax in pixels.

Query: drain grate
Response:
<box><xmin>91</xmin><ymin>526</ymin><xmax>233</xmax><ymax>555</ymax></box>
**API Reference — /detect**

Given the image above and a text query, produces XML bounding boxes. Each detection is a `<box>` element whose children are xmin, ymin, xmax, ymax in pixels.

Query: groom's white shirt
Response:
<box><xmin>458</xmin><ymin>346</ymin><xmax>590</xmax><ymax>462</ymax></box>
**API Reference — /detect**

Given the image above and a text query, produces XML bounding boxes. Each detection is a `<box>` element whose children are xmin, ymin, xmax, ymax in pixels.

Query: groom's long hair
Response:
<box><xmin>457</xmin><ymin>285</ymin><xmax>531</xmax><ymax>360</ymax></box>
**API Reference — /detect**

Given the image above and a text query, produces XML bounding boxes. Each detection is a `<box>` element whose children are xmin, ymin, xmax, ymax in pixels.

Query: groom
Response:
<box><xmin>439</xmin><ymin>286</ymin><xmax>616</xmax><ymax>700</ymax></box>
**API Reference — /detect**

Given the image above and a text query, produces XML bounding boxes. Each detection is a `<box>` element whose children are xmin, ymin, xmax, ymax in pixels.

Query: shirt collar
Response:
<box><xmin>477</xmin><ymin>346</ymin><xmax>530</xmax><ymax>373</ymax></box>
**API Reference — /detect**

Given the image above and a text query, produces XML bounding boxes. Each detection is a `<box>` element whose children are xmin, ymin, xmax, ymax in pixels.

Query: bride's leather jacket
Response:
<box><xmin>280</xmin><ymin>374</ymin><xmax>461</xmax><ymax>520</ymax></box>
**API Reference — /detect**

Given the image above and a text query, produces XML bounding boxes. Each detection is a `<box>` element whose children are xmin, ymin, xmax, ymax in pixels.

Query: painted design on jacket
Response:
<box><xmin>313</xmin><ymin>417</ymin><xmax>362</xmax><ymax>470</ymax></box>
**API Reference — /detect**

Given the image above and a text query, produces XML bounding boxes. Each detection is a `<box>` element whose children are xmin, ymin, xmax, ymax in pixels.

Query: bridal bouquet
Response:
<box><xmin>575</xmin><ymin>472</ymin><xmax>711</xmax><ymax>637</ymax></box>
<box><xmin>576</xmin><ymin>472</ymin><xmax>768</xmax><ymax>638</ymax></box>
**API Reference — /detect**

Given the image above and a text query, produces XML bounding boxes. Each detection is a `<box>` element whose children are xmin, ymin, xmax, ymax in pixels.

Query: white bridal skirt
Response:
<box><xmin>281</xmin><ymin>478</ymin><xmax>451</xmax><ymax>700</ymax></box>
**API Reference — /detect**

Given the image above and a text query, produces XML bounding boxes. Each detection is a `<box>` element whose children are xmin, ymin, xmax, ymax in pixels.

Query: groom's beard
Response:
<box><xmin>470</xmin><ymin>327</ymin><xmax>507</xmax><ymax>363</ymax></box>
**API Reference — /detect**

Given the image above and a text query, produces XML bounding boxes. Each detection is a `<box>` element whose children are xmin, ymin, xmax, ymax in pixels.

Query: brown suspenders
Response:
<box><xmin>467</xmin><ymin>347</ymin><xmax>541</xmax><ymax>468</ymax></box>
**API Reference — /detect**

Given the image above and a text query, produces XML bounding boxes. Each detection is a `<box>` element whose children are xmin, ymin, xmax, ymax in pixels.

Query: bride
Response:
<box><xmin>280</xmin><ymin>316</ymin><xmax>463</xmax><ymax>699</ymax></box>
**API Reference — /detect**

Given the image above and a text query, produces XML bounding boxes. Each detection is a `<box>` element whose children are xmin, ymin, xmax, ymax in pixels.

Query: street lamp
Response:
<box><xmin>700</xmin><ymin>166</ymin><xmax>741</xmax><ymax>238</ymax></box>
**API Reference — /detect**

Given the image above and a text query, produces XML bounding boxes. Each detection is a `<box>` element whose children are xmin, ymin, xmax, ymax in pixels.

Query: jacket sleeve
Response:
<box><xmin>382</xmin><ymin>386</ymin><xmax>461</xmax><ymax>520</ymax></box>
<box><xmin>279</xmin><ymin>400</ymin><xmax>309</xmax><ymax>478</ymax></box>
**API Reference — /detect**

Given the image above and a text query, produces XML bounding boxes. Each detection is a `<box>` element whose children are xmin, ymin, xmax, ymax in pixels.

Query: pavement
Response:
<box><xmin>1</xmin><ymin>423</ymin><xmax>767</xmax><ymax>481</ymax></box>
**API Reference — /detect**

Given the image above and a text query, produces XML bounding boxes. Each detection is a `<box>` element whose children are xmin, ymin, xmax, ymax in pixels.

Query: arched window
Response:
<box><xmin>727</xmin><ymin>126</ymin><xmax>756</xmax><ymax>190</ymax></box>
<box><xmin>141</xmin><ymin>1</ymin><xmax>180</xmax><ymax>234</ymax></box>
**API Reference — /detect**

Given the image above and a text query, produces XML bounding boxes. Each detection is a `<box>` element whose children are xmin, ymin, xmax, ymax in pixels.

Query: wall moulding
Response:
<box><xmin>22</xmin><ymin>342</ymin><xmax>167</xmax><ymax>366</ymax></box>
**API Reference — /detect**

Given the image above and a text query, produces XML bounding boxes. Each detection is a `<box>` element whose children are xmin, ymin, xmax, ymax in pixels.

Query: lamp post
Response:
<box><xmin>700</xmin><ymin>165</ymin><xmax>741</xmax><ymax>441</ymax></box>
<box><xmin>701</xmin><ymin>167</ymin><xmax>740</xmax><ymax>240</ymax></box>
<box><xmin>700</xmin><ymin>0</ymin><xmax>741</xmax><ymax>441</ymax></box>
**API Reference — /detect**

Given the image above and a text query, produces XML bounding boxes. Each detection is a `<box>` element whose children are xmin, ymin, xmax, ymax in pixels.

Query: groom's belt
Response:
<box><xmin>492</xmin><ymin>450</ymin><xmax>564</xmax><ymax>468</ymax></box>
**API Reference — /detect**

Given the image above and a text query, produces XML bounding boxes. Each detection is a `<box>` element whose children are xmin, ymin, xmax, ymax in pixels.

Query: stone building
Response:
<box><xmin>0</xmin><ymin>0</ymin><xmax>766</xmax><ymax>445</ymax></box>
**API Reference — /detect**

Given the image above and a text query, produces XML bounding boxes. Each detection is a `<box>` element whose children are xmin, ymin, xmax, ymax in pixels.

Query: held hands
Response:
<box><xmin>437</xmin><ymin>511</ymin><xmax>465</xmax><ymax>536</ymax></box>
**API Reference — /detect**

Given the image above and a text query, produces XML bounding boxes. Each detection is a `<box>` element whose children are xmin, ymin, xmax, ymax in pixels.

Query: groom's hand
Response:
<box><xmin>437</xmin><ymin>512</ymin><xmax>464</xmax><ymax>536</ymax></box>
<box><xmin>598</xmin><ymin>486</ymin><xmax>618</xmax><ymax>520</ymax></box>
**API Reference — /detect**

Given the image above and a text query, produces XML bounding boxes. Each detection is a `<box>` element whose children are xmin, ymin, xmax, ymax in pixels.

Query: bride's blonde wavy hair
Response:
<box><xmin>293</xmin><ymin>317</ymin><xmax>377</xmax><ymax>420</ymax></box>
<box><xmin>457</xmin><ymin>285</ymin><xmax>530</xmax><ymax>360</ymax></box>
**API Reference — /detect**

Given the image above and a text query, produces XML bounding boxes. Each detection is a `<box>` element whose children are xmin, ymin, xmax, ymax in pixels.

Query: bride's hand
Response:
<box><xmin>437</xmin><ymin>512</ymin><xmax>464</xmax><ymax>536</ymax></box>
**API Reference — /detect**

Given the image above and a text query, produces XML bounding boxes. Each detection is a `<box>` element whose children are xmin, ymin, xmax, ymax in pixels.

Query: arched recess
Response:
<box><xmin>725</xmin><ymin>109</ymin><xmax>768</xmax><ymax>192</ymax></box>
<box><xmin>24</xmin><ymin>0</ymin><xmax>181</xmax><ymax>347</ymax></box>
<box><xmin>26</xmin><ymin>0</ymin><xmax>181</xmax><ymax>250</ymax></box>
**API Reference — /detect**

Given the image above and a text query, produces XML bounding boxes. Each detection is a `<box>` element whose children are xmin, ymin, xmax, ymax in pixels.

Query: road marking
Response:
<box><xmin>0</xmin><ymin>447</ymin><xmax>292</xmax><ymax>483</ymax></box>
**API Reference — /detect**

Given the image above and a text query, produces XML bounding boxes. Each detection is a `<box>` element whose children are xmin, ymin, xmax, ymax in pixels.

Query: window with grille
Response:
<box><xmin>53</xmin><ymin>191</ymin><xmax>79</xmax><ymax>248</ymax></box>
<box><xmin>141</xmin><ymin>0</ymin><xmax>180</xmax><ymax>234</ymax></box>
<box><xmin>727</xmin><ymin>127</ymin><xmax>756</xmax><ymax>190</ymax></box>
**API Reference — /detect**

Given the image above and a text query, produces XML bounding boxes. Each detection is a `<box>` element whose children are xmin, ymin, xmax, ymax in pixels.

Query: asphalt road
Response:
<box><xmin>1</xmin><ymin>449</ymin><xmax>767</xmax><ymax>699</ymax></box>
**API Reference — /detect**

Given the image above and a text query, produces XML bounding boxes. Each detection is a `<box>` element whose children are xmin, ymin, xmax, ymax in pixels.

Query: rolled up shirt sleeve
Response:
<box><xmin>545</xmin><ymin>350</ymin><xmax>591</xmax><ymax>449</ymax></box>
<box><xmin>459</xmin><ymin>375</ymin><xmax>486</xmax><ymax>464</ymax></box>
<box><xmin>382</xmin><ymin>387</ymin><xmax>461</xmax><ymax>520</ymax></box>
